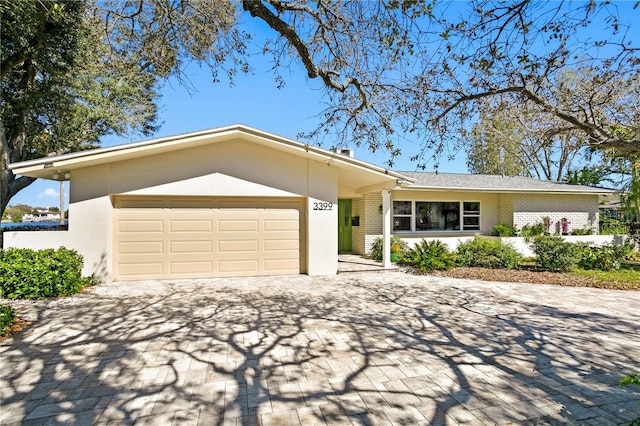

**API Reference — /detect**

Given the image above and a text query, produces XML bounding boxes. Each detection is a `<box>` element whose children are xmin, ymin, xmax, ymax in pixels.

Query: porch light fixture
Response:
<box><xmin>51</xmin><ymin>170</ymin><xmax>71</xmax><ymax>180</ymax></box>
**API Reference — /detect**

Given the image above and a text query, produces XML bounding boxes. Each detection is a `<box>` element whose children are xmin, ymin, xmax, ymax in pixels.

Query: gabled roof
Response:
<box><xmin>9</xmin><ymin>124</ymin><xmax>413</xmax><ymax>189</ymax></box>
<box><xmin>398</xmin><ymin>172</ymin><xmax>616</xmax><ymax>194</ymax></box>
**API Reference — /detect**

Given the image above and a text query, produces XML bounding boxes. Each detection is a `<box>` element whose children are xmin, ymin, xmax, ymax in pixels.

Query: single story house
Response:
<box><xmin>6</xmin><ymin>125</ymin><xmax>615</xmax><ymax>281</ymax></box>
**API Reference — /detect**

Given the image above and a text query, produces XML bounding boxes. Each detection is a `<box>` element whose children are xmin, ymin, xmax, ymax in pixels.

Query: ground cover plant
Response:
<box><xmin>0</xmin><ymin>247</ymin><xmax>95</xmax><ymax>299</ymax></box>
<box><xmin>0</xmin><ymin>304</ymin><xmax>15</xmax><ymax>337</ymax></box>
<box><xmin>399</xmin><ymin>240</ymin><xmax>456</xmax><ymax>272</ymax></box>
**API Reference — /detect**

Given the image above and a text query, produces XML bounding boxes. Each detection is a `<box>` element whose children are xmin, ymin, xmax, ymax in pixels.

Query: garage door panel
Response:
<box><xmin>218</xmin><ymin>259</ymin><xmax>259</xmax><ymax>273</ymax></box>
<box><xmin>118</xmin><ymin>241</ymin><xmax>164</xmax><ymax>255</ymax></box>
<box><xmin>114</xmin><ymin>197</ymin><xmax>303</xmax><ymax>280</ymax></box>
<box><xmin>170</xmin><ymin>240</ymin><xmax>213</xmax><ymax>254</ymax></box>
<box><xmin>169</xmin><ymin>261</ymin><xmax>213</xmax><ymax>274</ymax></box>
<box><xmin>218</xmin><ymin>220</ymin><xmax>259</xmax><ymax>232</ymax></box>
<box><xmin>264</xmin><ymin>219</ymin><xmax>298</xmax><ymax>232</ymax></box>
<box><xmin>118</xmin><ymin>220</ymin><xmax>164</xmax><ymax>233</ymax></box>
<box><xmin>264</xmin><ymin>259</ymin><xmax>299</xmax><ymax>271</ymax></box>
<box><xmin>264</xmin><ymin>239</ymin><xmax>298</xmax><ymax>251</ymax></box>
<box><xmin>218</xmin><ymin>240</ymin><xmax>259</xmax><ymax>253</ymax></box>
<box><xmin>170</xmin><ymin>220</ymin><xmax>212</xmax><ymax>232</ymax></box>
<box><xmin>118</xmin><ymin>262</ymin><xmax>164</xmax><ymax>277</ymax></box>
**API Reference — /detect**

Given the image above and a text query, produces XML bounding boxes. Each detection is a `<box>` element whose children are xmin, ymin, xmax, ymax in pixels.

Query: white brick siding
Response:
<box><xmin>363</xmin><ymin>191</ymin><xmax>383</xmax><ymax>255</ymax></box>
<box><xmin>498</xmin><ymin>194</ymin><xmax>515</xmax><ymax>226</ymax></box>
<box><xmin>513</xmin><ymin>194</ymin><xmax>599</xmax><ymax>234</ymax></box>
<box><xmin>351</xmin><ymin>197</ymin><xmax>365</xmax><ymax>254</ymax></box>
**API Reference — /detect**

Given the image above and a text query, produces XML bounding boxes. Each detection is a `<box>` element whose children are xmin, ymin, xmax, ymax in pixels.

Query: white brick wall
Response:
<box><xmin>363</xmin><ymin>191</ymin><xmax>383</xmax><ymax>255</ymax></box>
<box><xmin>498</xmin><ymin>194</ymin><xmax>515</xmax><ymax>226</ymax></box>
<box><xmin>513</xmin><ymin>194</ymin><xmax>599</xmax><ymax>234</ymax></box>
<box><xmin>351</xmin><ymin>197</ymin><xmax>365</xmax><ymax>254</ymax></box>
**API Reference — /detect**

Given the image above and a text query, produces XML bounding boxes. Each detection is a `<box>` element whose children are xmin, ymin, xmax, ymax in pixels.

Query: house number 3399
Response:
<box><xmin>313</xmin><ymin>202</ymin><xmax>334</xmax><ymax>211</ymax></box>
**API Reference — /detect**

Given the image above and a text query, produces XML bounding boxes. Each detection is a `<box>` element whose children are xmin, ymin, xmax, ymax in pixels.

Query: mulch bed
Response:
<box><xmin>429</xmin><ymin>267</ymin><xmax>591</xmax><ymax>286</ymax></box>
<box><xmin>0</xmin><ymin>318</ymin><xmax>31</xmax><ymax>342</ymax></box>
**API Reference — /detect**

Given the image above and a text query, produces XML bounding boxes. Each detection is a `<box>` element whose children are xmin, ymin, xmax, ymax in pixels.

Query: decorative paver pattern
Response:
<box><xmin>1</xmin><ymin>272</ymin><xmax>639</xmax><ymax>425</ymax></box>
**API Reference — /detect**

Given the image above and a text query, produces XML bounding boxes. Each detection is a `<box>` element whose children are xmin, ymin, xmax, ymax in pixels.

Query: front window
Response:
<box><xmin>393</xmin><ymin>200</ymin><xmax>481</xmax><ymax>232</ymax></box>
<box><xmin>393</xmin><ymin>200</ymin><xmax>412</xmax><ymax>231</ymax></box>
<box><xmin>415</xmin><ymin>202</ymin><xmax>460</xmax><ymax>230</ymax></box>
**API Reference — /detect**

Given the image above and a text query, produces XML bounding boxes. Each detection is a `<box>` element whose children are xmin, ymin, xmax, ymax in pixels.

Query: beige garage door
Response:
<box><xmin>113</xmin><ymin>197</ymin><xmax>304</xmax><ymax>280</ymax></box>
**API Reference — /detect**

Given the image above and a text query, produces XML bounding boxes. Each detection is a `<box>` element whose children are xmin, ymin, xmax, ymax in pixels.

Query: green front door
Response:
<box><xmin>338</xmin><ymin>199</ymin><xmax>352</xmax><ymax>252</ymax></box>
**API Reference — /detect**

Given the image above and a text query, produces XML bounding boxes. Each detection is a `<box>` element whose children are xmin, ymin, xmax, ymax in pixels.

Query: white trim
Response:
<box><xmin>392</xmin><ymin>199</ymin><xmax>483</xmax><ymax>233</ymax></box>
<box><xmin>382</xmin><ymin>190</ymin><xmax>392</xmax><ymax>268</ymax></box>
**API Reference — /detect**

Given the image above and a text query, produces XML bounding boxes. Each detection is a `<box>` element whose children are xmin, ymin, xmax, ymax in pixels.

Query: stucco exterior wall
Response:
<box><xmin>513</xmin><ymin>193</ymin><xmax>599</xmax><ymax>234</ymax></box>
<box><xmin>6</xmin><ymin>139</ymin><xmax>340</xmax><ymax>279</ymax></box>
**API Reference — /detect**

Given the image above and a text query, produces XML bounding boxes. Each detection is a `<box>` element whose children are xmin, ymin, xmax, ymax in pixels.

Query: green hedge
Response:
<box><xmin>456</xmin><ymin>237</ymin><xmax>521</xmax><ymax>269</ymax></box>
<box><xmin>0</xmin><ymin>247</ymin><xmax>91</xmax><ymax>299</ymax></box>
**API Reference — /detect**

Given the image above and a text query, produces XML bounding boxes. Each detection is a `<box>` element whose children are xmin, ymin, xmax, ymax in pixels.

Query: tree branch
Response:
<box><xmin>242</xmin><ymin>0</ymin><xmax>367</xmax><ymax>113</ymax></box>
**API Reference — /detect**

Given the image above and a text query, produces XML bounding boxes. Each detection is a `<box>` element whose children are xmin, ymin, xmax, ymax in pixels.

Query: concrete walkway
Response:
<box><xmin>1</xmin><ymin>272</ymin><xmax>639</xmax><ymax>425</ymax></box>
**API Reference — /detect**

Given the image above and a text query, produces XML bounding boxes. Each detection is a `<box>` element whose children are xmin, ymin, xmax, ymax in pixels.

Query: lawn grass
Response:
<box><xmin>572</xmin><ymin>266</ymin><xmax>640</xmax><ymax>290</ymax></box>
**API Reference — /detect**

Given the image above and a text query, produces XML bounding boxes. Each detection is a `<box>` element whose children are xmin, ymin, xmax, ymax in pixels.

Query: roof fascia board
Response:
<box><xmin>10</xmin><ymin>124</ymin><xmax>414</xmax><ymax>183</ymax></box>
<box><xmin>396</xmin><ymin>186</ymin><xmax>617</xmax><ymax>194</ymax></box>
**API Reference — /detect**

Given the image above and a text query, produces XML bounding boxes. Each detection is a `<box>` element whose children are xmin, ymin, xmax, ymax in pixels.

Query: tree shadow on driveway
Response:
<box><xmin>1</xmin><ymin>273</ymin><xmax>639</xmax><ymax>425</ymax></box>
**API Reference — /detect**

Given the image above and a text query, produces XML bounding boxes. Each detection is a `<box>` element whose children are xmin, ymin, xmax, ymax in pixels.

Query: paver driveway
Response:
<box><xmin>1</xmin><ymin>272</ymin><xmax>639</xmax><ymax>425</ymax></box>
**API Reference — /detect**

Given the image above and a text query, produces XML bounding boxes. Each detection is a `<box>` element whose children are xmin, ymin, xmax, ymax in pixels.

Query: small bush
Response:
<box><xmin>369</xmin><ymin>236</ymin><xmax>409</xmax><ymax>261</ymax></box>
<box><xmin>577</xmin><ymin>243</ymin><xmax>632</xmax><ymax>271</ymax></box>
<box><xmin>600</xmin><ymin>217</ymin><xmax>628</xmax><ymax>235</ymax></box>
<box><xmin>531</xmin><ymin>236</ymin><xmax>580</xmax><ymax>271</ymax></box>
<box><xmin>0</xmin><ymin>304</ymin><xmax>16</xmax><ymax>337</ymax></box>
<box><xmin>0</xmin><ymin>247</ymin><xmax>91</xmax><ymax>299</ymax></box>
<box><xmin>570</xmin><ymin>227</ymin><xmax>593</xmax><ymax>236</ymax></box>
<box><xmin>491</xmin><ymin>223</ymin><xmax>517</xmax><ymax>237</ymax></box>
<box><xmin>400</xmin><ymin>239</ymin><xmax>456</xmax><ymax>271</ymax></box>
<box><xmin>519</xmin><ymin>222</ymin><xmax>548</xmax><ymax>240</ymax></box>
<box><xmin>456</xmin><ymin>237</ymin><xmax>521</xmax><ymax>269</ymax></box>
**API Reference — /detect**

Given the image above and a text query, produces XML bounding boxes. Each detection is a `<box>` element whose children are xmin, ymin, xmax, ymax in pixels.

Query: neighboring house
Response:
<box><xmin>22</xmin><ymin>209</ymin><xmax>61</xmax><ymax>222</ymax></box>
<box><xmin>5</xmin><ymin>125</ymin><xmax>615</xmax><ymax>281</ymax></box>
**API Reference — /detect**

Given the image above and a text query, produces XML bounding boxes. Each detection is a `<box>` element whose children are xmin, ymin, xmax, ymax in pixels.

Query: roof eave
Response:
<box><xmin>398</xmin><ymin>185</ymin><xmax>617</xmax><ymax>195</ymax></box>
<box><xmin>9</xmin><ymin>124</ymin><xmax>414</xmax><ymax>183</ymax></box>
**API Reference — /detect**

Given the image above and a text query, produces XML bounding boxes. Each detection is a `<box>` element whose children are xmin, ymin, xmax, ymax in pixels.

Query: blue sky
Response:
<box><xmin>11</xmin><ymin>1</ymin><xmax>635</xmax><ymax>208</ymax></box>
<box><xmin>13</xmin><ymin>22</ymin><xmax>469</xmax><ymax>209</ymax></box>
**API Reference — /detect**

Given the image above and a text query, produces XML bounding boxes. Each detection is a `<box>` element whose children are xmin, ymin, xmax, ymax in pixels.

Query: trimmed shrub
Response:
<box><xmin>455</xmin><ymin>237</ymin><xmax>521</xmax><ymax>269</ymax></box>
<box><xmin>400</xmin><ymin>239</ymin><xmax>456</xmax><ymax>271</ymax></box>
<box><xmin>0</xmin><ymin>247</ymin><xmax>91</xmax><ymax>299</ymax></box>
<box><xmin>0</xmin><ymin>304</ymin><xmax>15</xmax><ymax>337</ymax></box>
<box><xmin>577</xmin><ymin>242</ymin><xmax>632</xmax><ymax>271</ymax></box>
<box><xmin>491</xmin><ymin>223</ymin><xmax>517</xmax><ymax>237</ymax></box>
<box><xmin>369</xmin><ymin>236</ymin><xmax>409</xmax><ymax>261</ymax></box>
<box><xmin>531</xmin><ymin>236</ymin><xmax>580</xmax><ymax>271</ymax></box>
